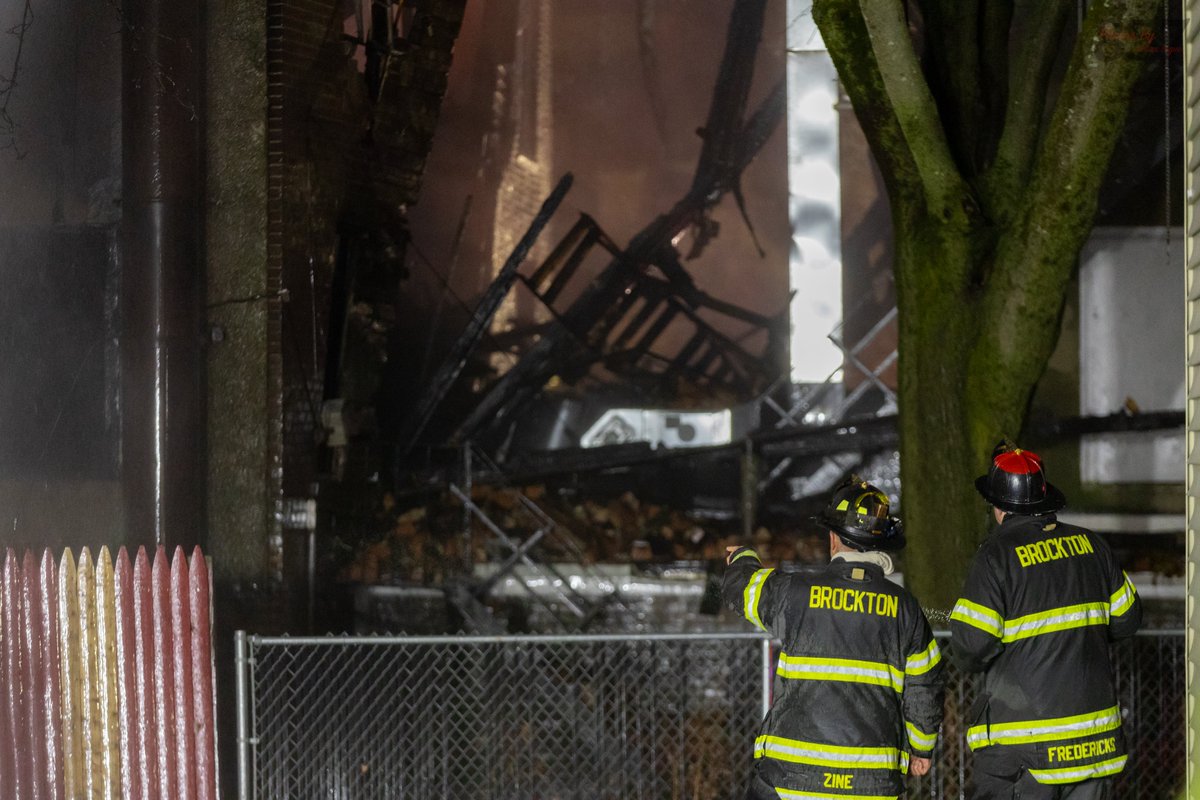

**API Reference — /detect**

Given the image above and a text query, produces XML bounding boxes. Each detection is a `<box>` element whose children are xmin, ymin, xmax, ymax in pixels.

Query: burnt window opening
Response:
<box><xmin>342</xmin><ymin>0</ymin><xmax>426</xmax><ymax>103</ymax></box>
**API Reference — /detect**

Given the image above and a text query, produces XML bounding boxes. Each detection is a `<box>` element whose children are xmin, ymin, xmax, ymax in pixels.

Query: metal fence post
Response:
<box><xmin>235</xmin><ymin>630</ymin><xmax>251</xmax><ymax>800</ymax></box>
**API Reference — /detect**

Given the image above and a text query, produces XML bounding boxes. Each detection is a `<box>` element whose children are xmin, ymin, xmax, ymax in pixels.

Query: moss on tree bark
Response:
<box><xmin>814</xmin><ymin>0</ymin><xmax>1161</xmax><ymax>610</ymax></box>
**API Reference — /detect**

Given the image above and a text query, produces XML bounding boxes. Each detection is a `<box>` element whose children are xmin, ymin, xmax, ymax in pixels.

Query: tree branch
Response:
<box><xmin>817</xmin><ymin>0</ymin><xmax>977</xmax><ymax>296</ymax></box>
<box><xmin>968</xmin><ymin>0</ymin><xmax>1161</xmax><ymax>441</ymax></box>
<box><xmin>976</xmin><ymin>0</ymin><xmax>1013</xmax><ymax>171</ymax></box>
<box><xmin>857</xmin><ymin>0</ymin><xmax>966</xmax><ymax>217</ymax></box>
<box><xmin>977</xmin><ymin>0</ymin><xmax>1071</xmax><ymax>224</ymax></box>
<box><xmin>915</xmin><ymin>0</ymin><xmax>984</xmax><ymax>178</ymax></box>
<box><xmin>813</xmin><ymin>0</ymin><xmax>923</xmax><ymax>203</ymax></box>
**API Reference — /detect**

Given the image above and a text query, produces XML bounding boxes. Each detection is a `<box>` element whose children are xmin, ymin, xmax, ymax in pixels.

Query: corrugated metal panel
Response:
<box><xmin>0</xmin><ymin>547</ymin><xmax>216</xmax><ymax>798</ymax></box>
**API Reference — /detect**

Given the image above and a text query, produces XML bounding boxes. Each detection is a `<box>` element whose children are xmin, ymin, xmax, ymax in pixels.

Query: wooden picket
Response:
<box><xmin>0</xmin><ymin>547</ymin><xmax>217</xmax><ymax>799</ymax></box>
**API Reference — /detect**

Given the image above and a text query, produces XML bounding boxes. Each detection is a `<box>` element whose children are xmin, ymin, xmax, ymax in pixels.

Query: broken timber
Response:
<box><xmin>395</xmin><ymin>172</ymin><xmax>574</xmax><ymax>459</ymax></box>
<box><xmin>453</xmin><ymin>0</ymin><xmax>784</xmax><ymax>443</ymax></box>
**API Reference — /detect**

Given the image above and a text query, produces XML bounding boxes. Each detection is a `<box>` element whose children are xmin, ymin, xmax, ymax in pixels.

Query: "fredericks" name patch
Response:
<box><xmin>1046</xmin><ymin>737</ymin><xmax>1116</xmax><ymax>763</ymax></box>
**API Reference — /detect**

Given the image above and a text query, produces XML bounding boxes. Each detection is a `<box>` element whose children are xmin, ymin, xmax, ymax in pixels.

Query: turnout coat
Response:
<box><xmin>723</xmin><ymin>548</ymin><xmax>945</xmax><ymax>799</ymax></box>
<box><xmin>950</xmin><ymin>513</ymin><xmax>1142</xmax><ymax>786</ymax></box>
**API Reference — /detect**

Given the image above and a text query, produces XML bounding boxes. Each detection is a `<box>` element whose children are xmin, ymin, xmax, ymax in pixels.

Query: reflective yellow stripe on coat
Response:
<box><xmin>755</xmin><ymin>735</ymin><xmax>910</xmax><ymax>773</ymax></box>
<box><xmin>775</xmin><ymin>789</ymin><xmax>898</xmax><ymax>800</ymax></box>
<box><xmin>905</xmin><ymin>720</ymin><xmax>938</xmax><ymax>752</ymax></box>
<box><xmin>1109</xmin><ymin>572</ymin><xmax>1137</xmax><ymax>617</ymax></box>
<box><xmin>955</xmin><ymin>599</ymin><xmax>1116</xmax><ymax>644</ymax></box>
<box><xmin>744</xmin><ymin>568</ymin><xmax>774</xmax><ymax>631</ymax></box>
<box><xmin>950</xmin><ymin>599</ymin><xmax>1003</xmax><ymax>638</ymax></box>
<box><xmin>904</xmin><ymin>638</ymin><xmax>941</xmax><ymax>676</ymax></box>
<box><xmin>1000</xmin><ymin>602</ymin><xmax>1108</xmax><ymax>643</ymax></box>
<box><xmin>776</xmin><ymin>654</ymin><xmax>905</xmax><ymax>693</ymax></box>
<box><xmin>1028</xmin><ymin>756</ymin><xmax>1127</xmax><ymax>784</ymax></box>
<box><xmin>966</xmin><ymin>705</ymin><xmax>1122</xmax><ymax>749</ymax></box>
<box><xmin>731</xmin><ymin>548</ymin><xmax>761</xmax><ymax>565</ymax></box>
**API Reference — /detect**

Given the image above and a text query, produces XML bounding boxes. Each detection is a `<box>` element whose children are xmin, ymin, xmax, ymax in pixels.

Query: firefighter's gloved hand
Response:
<box><xmin>909</xmin><ymin>757</ymin><xmax>930</xmax><ymax>777</ymax></box>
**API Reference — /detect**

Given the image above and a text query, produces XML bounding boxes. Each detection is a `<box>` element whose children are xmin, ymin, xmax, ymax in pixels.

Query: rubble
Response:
<box><xmin>336</xmin><ymin>485</ymin><xmax>830</xmax><ymax>586</ymax></box>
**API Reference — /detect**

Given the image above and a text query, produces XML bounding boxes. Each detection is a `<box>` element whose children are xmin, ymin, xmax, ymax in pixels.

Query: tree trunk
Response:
<box><xmin>892</xmin><ymin>214</ymin><xmax>993</xmax><ymax>611</ymax></box>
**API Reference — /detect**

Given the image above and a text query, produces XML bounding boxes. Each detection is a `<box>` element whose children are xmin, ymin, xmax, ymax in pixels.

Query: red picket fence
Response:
<box><xmin>0</xmin><ymin>545</ymin><xmax>217</xmax><ymax>800</ymax></box>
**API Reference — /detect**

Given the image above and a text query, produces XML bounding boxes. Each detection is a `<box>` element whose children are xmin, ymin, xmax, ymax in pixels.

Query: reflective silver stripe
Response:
<box><xmin>774</xmin><ymin>789</ymin><xmax>897</xmax><ymax>800</ymax></box>
<box><xmin>755</xmin><ymin>735</ymin><xmax>908</xmax><ymax>771</ymax></box>
<box><xmin>1109</xmin><ymin>573</ymin><xmax>1137</xmax><ymax>616</ymax></box>
<box><xmin>950</xmin><ymin>600</ymin><xmax>1003</xmax><ymax>637</ymax></box>
<box><xmin>905</xmin><ymin>639</ymin><xmax>941</xmax><ymax>675</ymax></box>
<box><xmin>968</xmin><ymin>706</ymin><xmax>1122</xmax><ymax>747</ymax></box>
<box><xmin>1000</xmin><ymin>603</ymin><xmax>1108</xmax><ymax>643</ymax></box>
<box><xmin>905</xmin><ymin>720</ymin><xmax>937</xmax><ymax>751</ymax></box>
<box><xmin>1029</xmin><ymin>755</ymin><xmax>1127</xmax><ymax>784</ymax></box>
<box><xmin>744</xmin><ymin>569</ymin><xmax>773</xmax><ymax>631</ymax></box>
<box><xmin>776</xmin><ymin>654</ymin><xmax>904</xmax><ymax>692</ymax></box>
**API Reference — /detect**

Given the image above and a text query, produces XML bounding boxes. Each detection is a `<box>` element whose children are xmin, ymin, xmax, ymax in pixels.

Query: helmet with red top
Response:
<box><xmin>974</xmin><ymin>441</ymin><xmax>1065</xmax><ymax>514</ymax></box>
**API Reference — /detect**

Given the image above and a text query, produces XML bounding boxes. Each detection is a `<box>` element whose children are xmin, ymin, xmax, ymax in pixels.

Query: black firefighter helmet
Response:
<box><xmin>813</xmin><ymin>477</ymin><xmax>905</xmax><ymax>552</ymax></box>
<box><xmin>974</xmin><ymin>441</ymin><xmax>1066</xmax><ymax>514</ymax></box>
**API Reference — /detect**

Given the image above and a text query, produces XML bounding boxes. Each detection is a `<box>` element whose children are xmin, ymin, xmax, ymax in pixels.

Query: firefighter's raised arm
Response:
<box><xmin>722</xmin><ymin>546</ymin><xmax>783</xmax><ymax>634</ymax></box>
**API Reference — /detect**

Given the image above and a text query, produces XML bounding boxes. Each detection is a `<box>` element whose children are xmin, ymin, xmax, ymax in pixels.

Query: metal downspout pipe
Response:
<box><xmin>120</xmin><ymin>0</ymin><xmax>205</xmax><ymax>547</ymax></box>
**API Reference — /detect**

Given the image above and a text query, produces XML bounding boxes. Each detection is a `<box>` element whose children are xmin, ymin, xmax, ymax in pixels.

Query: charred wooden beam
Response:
<box><xmin>527</xmin><ymin>214</ymin><xmax>598</xmax><ymax>294</ymax></box>
<box><xmin>1028</xmin><ymin>410</ymin><xmax>1184</xmax><ymax>440</ymax></box>
<box><xmin>395</xmin><ymin>173</ymin><xmax>573</xmax><ymax>458</ymax></box>
<box><xmin>637</xmin><ymin>271</ymin><xmax>777</xmax><ymax>328</ymax></box>
<box><xmin>630</xmin><ymin>306</ymin><xmax>679</xmax><ymax>358</ymax></box>
<box><xmin>611</xmin><ymin>291</ymin><xmax>668</xmax><ymax>352</ymax></box>
<box><xmin>451</xmin><ymin>0</ymin><xmax>784</xmax><ymax>445</ymax></box>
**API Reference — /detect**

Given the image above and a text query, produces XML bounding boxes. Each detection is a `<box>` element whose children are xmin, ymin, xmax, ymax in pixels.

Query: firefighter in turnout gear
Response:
<box><xmin>951</xmin><ymin>443</ymin><xmax>1142</xmax><ymax>799</ymax></box>
<box><xmin>723</xmin><ymin>478</ymin><xmax>945</xmax><ymax>800</ymax></box>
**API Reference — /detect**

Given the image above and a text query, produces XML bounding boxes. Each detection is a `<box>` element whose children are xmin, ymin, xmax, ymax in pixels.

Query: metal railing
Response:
<box><xmin>236</xmin><ymin>630</ymin><xmax>1185</xmax><ymax>799</ymax></box>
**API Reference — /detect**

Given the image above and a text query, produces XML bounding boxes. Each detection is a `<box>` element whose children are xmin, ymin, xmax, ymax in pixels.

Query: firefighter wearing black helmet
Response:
<box><xmin>723</xmin><ymin>477</ymin><xmax>945</xmax><ymax>800</ymax></box>
<box><xmin>950</xmin><ymin>443</ymin><xmax>1142</xmax><ymax>800</ymax></box>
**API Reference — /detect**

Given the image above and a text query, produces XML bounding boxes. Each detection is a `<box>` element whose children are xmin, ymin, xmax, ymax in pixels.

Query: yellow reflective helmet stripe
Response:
<box><xmin>950</xmin><ymin>599</ymin><xmax>1004</xmax><ymax>638</ymax></box>
<box><xmin>744</xmin><ymin>568</ymin><xmax>774</xmax><ymax>631</ymax></box>
<box><xmin>1027</xmin><ymin>755</ymin><xmax>1127</xmax><ymax>784</ymax></box>
<box><xmin>755</xmin><ymin>735</ymin><xmax>910</xmax><ymax>772</ymax></box>
<box><xmin>905</xmin><ymin>720</ymin><xmax>938</xmax><ymax>751</ymax></box>
<box><xmin>1000</xmin><ymin>602</ymin><xmax>1109</xmax><ymax>643</ymax></box>
<box><xmin>905</xmin><ymin>638</ymin><xmax>942</xmax><ymax>676</ymax></box>
<box><xmin>1109</xmin><ymin>572</ymin><xmax>1138</xmax><ymax>617</ymax></box>
<box><xmin>776</xmin><ymin>653</ymin><xmax>905</xmax><ymax>693</ymax></box>
<box><xmin>966</xmin><ymin>705</ymin><xmax>1122</xmax><ymax>749</ymax></box>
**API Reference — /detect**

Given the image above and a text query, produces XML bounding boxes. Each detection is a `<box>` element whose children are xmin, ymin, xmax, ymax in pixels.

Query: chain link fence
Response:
<box><xmin>236</xmin><ymin>630</ymin><xmax>1184</xmax><ymax>799</ymax></box>
<box><xmin>236</xmin><ymin>632</ymin><xmax>771</xmax><ymax>799</ymax></box>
